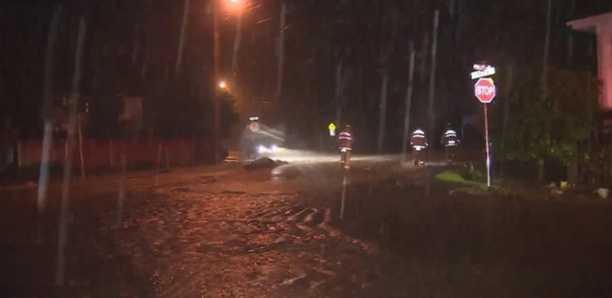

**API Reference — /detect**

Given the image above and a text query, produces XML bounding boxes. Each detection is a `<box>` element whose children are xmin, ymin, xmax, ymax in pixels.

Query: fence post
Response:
<box><xmin>117</xmin><ymin>143</ymin><xmax>127</xmax><ymax>226</ymax></box>
<box><xmin>78</xmin><ymin>115</ymin><xmax>85</xmax><ymax>178</ymax></box>
<box><xmin>17</xmin><ymin>140</ymin><xmax>23</xmax><ymax>169</ymax></box>
<box><xmin>163</xmin><ymin>145</ymin><xmax>169</xmax><ymax>170</ymax></box>
<box><xmin>155</xmin><ymin>143</ymin><xmax>162</xmax><ymax>186</ymax></box>
<box><xmin>109</xmin><ymin>139</ymin><xmax>114</xmax><ymax>168</ymax></box>
<box><xmin>191</xmin><ymin>136</ymin><xmax>196</xmax><ymax>167</ymax></box>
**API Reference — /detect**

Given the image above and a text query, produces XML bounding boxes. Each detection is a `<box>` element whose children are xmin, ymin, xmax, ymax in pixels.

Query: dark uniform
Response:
<box><xmin>410</xmin><ymin>129</ymin><xmax>427</xmax><ymax>165</ymax></box>
<box><xmin>441</xmin><ymin>124</ymin><xmax>460</xmax><ymax>161</ymax></box>
<box><xmin>338</xmin><ymin>125</ymin><xmax>353</xmax><ymax>168</ymax></box>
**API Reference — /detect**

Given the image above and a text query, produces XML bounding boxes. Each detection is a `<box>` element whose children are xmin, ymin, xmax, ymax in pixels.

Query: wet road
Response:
<box><xmin>103</xmin><ymin>152</ymin><xmax>450</xmax><ymax>297</ymax></box>
<box><xmin>2</xmin><ymin>151</ymin><xmax>438</xmax><ymax>297</ymax></box>
<box><xmin>7</xmin><ymin>151</ymin><xmax>611</xmax><ymax>297</ymax></box>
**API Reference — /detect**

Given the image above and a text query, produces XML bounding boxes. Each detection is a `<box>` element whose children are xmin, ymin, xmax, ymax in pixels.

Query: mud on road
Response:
<box><xmin>113</xmin><ymin>187</ymin><xmax>392</xmax><ymax>297</ymax></box>
<box><xmin>0</xmin><ymin>164</ymin><xmax>417</xmax><ymax>298</ymax></box>
<box><xmin>5</xmin><ymin>160</ymin><xmax>612</xmax><ymax>298</ymax></box>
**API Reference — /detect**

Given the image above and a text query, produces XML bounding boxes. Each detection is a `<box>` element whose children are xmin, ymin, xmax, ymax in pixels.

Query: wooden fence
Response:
<box><xmin>16</xmin><ymin>138</ymin><xmax>213</xmax><ymax>172</ymax></box>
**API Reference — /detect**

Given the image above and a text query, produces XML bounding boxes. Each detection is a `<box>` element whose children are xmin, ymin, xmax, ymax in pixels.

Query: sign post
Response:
<box><xmin>328</xmin><ymin>122</ymin><xmax>336</xmax><ymax>137</ymax></box>
<box><xmin>474</xmin><ymin>77</ymin><xmax>496</xmax><ymax>188</ymax></box>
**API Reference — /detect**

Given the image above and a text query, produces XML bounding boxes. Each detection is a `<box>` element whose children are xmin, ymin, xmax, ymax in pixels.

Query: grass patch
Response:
<box><xmin>435</xmin><ymin>170</ymin><xmax>489</xmax><ymax>190</ymax></box>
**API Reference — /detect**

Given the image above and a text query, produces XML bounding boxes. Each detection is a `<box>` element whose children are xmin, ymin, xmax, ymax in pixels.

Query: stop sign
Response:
<box><xmin>474</xmin><ymin>78</ymin><xmax>496</xmax><ymax>103</ymax></box>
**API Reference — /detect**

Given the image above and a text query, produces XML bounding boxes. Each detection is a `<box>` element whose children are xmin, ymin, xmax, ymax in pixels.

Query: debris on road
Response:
<box><xmin>243</xmin><ymin>157</ymin><xmax>287</xmax><ymax>170</ymax></box>
<box><xmin>595</xmin><ymin>188</ymin><xmax>609</xmax><ymax>199</ymax></box>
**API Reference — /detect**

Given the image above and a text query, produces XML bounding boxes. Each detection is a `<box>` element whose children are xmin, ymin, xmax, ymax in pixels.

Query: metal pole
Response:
<box><xmin>213</xmin><ymin>0</ymin><xmax>221</xmax><ymax>163</ymax></box>
<box><xmin>484</xmin><ymin>103</ymin><xmax>491</xmax><ymax>188</ymax></box>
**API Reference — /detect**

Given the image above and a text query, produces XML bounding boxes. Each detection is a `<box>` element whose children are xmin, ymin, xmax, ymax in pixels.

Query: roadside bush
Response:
<box><xmin>459</xmin><ymin>162</ymin><xmax>487</xmax><ymax>183</ymax></box>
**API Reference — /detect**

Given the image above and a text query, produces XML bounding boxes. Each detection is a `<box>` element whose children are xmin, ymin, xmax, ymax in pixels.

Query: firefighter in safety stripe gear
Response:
<box><xmin>441</xmin><ymin>123</ymin><xmax>460</xmax><ymax>161</ymax></box>
<box><xmin>410</xmin><ymin>128</ymin><xmax>428</xmax><ymax>165</ymax></box>
<box><xmin>338</xmin><ymin>125</ymin><xmax>353</xmax><ymax>169</ymax></box>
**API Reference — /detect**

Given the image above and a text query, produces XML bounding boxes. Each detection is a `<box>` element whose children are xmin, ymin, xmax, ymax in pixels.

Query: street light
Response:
<box><xmin>213</xmin><ymin>0</ymin><xmax>244</xmax><ymax>163</ymax></box>
<box><xmin>224</xmin><ymin>0</ymin><xmax>244</xmax><ymax>13</ymax></box>
<box><xmin>218</xmin><ymin>80</ymin><xmax>227</xmax><ymax>89</ymax></box>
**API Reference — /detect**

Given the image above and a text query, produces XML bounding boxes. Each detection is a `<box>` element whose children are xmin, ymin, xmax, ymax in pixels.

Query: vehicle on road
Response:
<box><xmin>241</xmin><ymin>116</ymin><xmax>282</xmax><ymax>160</ymax></box>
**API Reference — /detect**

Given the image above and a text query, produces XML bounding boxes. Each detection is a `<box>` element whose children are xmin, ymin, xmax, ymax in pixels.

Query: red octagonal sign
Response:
<box><xmin>474</xmin><ymin>78</ymin><xmax>496</xmax><ymax>103</ymax></box>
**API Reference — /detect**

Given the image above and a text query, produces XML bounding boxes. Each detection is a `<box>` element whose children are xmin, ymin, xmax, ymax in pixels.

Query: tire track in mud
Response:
<box><xmin>110</xmin><ymin>185</ymin><xmax>380</xmax><ymax>297</ymax></box>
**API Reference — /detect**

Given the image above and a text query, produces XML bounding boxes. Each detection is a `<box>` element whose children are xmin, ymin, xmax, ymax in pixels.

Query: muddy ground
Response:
<box><xmin>2</xmin><ymin>165</ymin><xmax>612</xmax><ymax>297</ymax></box>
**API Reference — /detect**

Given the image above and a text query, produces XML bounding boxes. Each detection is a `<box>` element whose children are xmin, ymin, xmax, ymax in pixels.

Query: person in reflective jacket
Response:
<box><xmin>410</xmin><ymin>128</ymin><xmax>427</xmax><ymax>165</ymax></box>
<box><xmin>338</xmin><ymin>125</ymin><xmax>353</xmax><ymax>168</ymax></box>
<box><xmin>441</xmin><ymin>123</ymin><xmax>460</xmax><ymax>161</ymax></box>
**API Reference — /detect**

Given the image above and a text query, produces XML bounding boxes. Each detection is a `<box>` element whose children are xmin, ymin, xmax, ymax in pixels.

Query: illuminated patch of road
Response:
<box><xmin>111</xmin><ymin>189</ymin><xmax>382</xmax><ymax>297</ymax></box>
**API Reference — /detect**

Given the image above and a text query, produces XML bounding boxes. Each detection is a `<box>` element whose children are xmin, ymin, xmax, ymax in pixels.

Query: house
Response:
<box><xmin>567</xmin><ymin>12</ymin><xmax>612</xmax><ymax>110</ymax></box>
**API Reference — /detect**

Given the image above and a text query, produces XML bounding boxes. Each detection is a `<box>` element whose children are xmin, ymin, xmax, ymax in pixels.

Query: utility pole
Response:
<box><xmin>335</xmin><ymin>63</ymin><xmax>343</xmax><ymax>125</ymax></box>
<box><xmin>427</xmin><ymin>10</ymin><xmax>439</xmax><ymax>146</ymax></box>
<box><xmin>232</xmin><ymin>12</ymin><xmax>242</xmax><ymax>75</ymax></box>
<box><xmin>275</xmin><ymin>2</ymin><xmax>287</xmax><ymax>123</ymax></box>
<box><xmin>402</xmin><ymin>42</ymin><xmax>416</xmax><ymax>163</ymax></box>
<box><xmin>232</xmin><ymin>12</ymin><xmax>242</xmax><ymax>108</ymax></box>
<box><xmin>175</xmin><ymin>0</ymin><xmax>191</xmax><ymax>75</ymax></box>
<box><xmin>377</xmin><ymin>72</ymin><xmax>389</xmax><ymax>152</ymax></box>
<box><xmin>377</xmin><ymin>11</ymin><xmax>398</xmax><ymax>152</ymax></box>
<box><xmin>38</xmin><ymin>3</ymin><xmax>62</xmax><ymax>214</ymax></box>
<box><xmin>213</xmin><ymin>0</ymin><xmax>221</xmax><ymax>163</ymax></box>
<box><xmin>56</xmin><ymin>15</ymin><xmax>86</xmax><ymax>286</ymax></box>
<box><xmin>503</xmin><ymin>65</ymin><xmax>513</xmax><ymax>138</ymax></box>
<box><xmin>542</xmin><ymin>0</ymin><xmax>552</xmax><ymax>101</ymax></box>
<box><xmin>231</xmin><ymin>11</ymin><xmax>244</xmax><ymax>147</ymax></box>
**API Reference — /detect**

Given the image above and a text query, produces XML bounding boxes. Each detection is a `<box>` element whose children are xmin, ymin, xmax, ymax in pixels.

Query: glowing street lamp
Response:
<box><xmin>213</xmin><ymin>0</ymin><xmax>244</xmax><ymax>163</ymax></box>
<box><xmin>225</xmin><ymin>0</ymin><xmax>244</xmax><ymax>13</ymax></box>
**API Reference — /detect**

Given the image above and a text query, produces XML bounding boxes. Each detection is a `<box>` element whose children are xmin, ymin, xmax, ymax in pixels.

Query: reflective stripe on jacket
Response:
<box><xmin>442</xmin><ymin>129</ymin><xmax>459</xmax><ymax>147</ymax></box>
<box><xmin>410</xmin><ymin>130</ymin><xmax>427</xmax><ymax>147</ymax></box>
<box><xmin>338</xmin><ymin>131</ymin><xmax>352</xmax><ymax>148</ymax></box>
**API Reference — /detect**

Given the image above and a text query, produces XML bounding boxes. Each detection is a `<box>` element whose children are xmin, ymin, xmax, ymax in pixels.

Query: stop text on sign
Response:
<box><xmin>475</xmin><ymin>85</ymin><xmax>494</xmax><ymax>96</ymax></box>
<box><xmin>474</xmin><ymin>78</ymin><xmax>496</xmax><ymax>103</ymax></box>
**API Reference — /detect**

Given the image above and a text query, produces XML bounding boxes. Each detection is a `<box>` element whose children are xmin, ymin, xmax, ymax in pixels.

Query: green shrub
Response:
<box><xmin>459</xmin><ymin>162</ymin><xmax>488</xmax><ymax>183</ymax></box>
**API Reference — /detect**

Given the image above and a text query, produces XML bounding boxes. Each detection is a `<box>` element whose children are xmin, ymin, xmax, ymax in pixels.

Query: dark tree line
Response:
<box><xmin>0</xmin><ymin>0</ymin><xmax>610</xmax><ymax>149</ymax></box>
